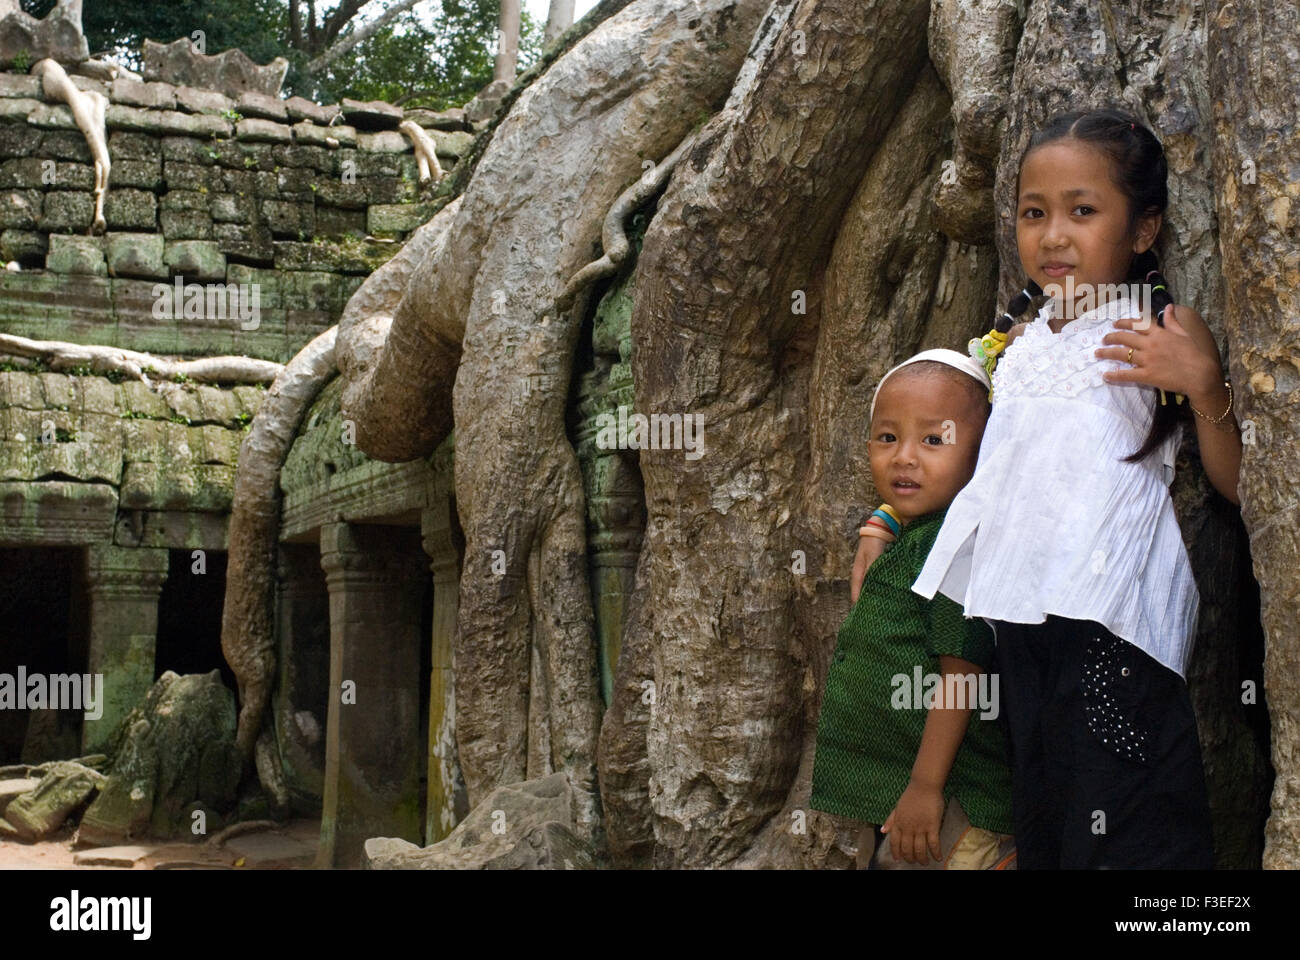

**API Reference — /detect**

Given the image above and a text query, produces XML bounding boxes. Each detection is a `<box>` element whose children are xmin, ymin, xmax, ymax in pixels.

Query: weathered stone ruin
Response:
<box><xmin>1</xmin><ymin>0</ymin><xmax>1297</xmax><ymax>873</ymax></box>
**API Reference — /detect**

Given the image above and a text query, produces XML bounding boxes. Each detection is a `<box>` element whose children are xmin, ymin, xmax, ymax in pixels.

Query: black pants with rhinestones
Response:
<box><xmin>990</xmin><ymin>615</ymin><xmax>1214</xmax><ymax>869</ymax></box>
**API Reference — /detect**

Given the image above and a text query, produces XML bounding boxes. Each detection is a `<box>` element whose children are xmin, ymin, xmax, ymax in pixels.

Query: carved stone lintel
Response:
<box><xmin>141</xmin><ymin>38</ymin><xmax>287</xmax><ymax>100</ymax></box>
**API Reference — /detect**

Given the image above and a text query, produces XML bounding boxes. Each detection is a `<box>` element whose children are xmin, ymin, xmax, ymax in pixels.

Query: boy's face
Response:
<box><xmin>868</xmin><ymin>372</ymin><xmax>987</xmax><ymax>524</ymax></box>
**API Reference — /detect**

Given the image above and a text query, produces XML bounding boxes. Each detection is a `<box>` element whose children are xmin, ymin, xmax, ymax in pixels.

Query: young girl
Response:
<box><xmin>902</xmin><ymin>108</ymin><xmax>1243</xmax><ymax>869</ymax></box>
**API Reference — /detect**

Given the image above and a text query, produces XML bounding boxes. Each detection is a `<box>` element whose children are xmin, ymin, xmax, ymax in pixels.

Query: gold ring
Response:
<box><xmin>1126</xmin><ymin>347</ymin><xmax>1134</xmax><ymax>364</ymax></box>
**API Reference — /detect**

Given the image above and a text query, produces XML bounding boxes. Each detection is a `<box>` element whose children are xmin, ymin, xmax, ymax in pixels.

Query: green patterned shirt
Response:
<box><xmin>809</xmin><ymin>508</ymin><xmax>1015</xmax><ymax>834</ymax></box>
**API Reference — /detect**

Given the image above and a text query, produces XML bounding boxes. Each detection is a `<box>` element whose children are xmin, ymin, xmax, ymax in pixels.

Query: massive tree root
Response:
<box><xmin>336</xmin><ymin>0</ymin><xmax>772</xmax><ymax>843</ymax></box>
<box><xmin>0</xmin><ymin>333</ymin><xmax>281</xmax><ymax>383</ymax></box>
<box><xmin>221</xmin><ymin>326</ymin><xmax>337</xmax><ymax>764</ymax></box>
<box><xmin>32</xmin><ymin>58</ymin><xmax>110</xmax><ymax>235</ymax></box>
<box><xmin>606</xmin><ymin>0</ymin><xmax>934</xmax><ymax>868</ymax></box>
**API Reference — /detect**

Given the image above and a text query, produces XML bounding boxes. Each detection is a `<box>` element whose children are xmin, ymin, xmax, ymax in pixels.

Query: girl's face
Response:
<box><xmin>1016</xmin><ymin>138</ymin><xmax>1160</xmax><ymax>319</ymax></box>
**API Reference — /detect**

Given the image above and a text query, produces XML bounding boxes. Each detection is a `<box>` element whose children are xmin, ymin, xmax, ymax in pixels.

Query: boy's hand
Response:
<box><xmin>880</xmin><ymin>780</ymin><xmax>945</xmax><ymax>865</ymax></box>
<box><xmin>850</xmin><ymin>534</ymin><xmax>891</xmax><ymax>604</ymax></box>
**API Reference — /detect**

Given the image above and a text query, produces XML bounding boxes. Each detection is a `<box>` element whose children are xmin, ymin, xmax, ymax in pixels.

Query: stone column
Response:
<box><xmin>317</xmin><ymin>522</ymin><xmax>425</xmax><ymax>869</ymax></box>
<box><xmin>272</xmin><ymin>543</ymin><xmax>329</xmax><ymax>815</ymax></box>
<box><xmin>421</xmin><ymin>498</ymin><xmax>468</xmax><ymax>843</ymax></box>
<box><xmin>81</xmin><ymin>545</ymin><xmax>169</xmax><ymax>754</ymax></box>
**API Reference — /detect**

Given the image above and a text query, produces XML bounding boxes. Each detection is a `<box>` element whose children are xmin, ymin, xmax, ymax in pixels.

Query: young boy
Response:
<box><xmin>809</xmin><ymin>349</ymin><xmax>1015</xmax><ymax>870</ymax></box>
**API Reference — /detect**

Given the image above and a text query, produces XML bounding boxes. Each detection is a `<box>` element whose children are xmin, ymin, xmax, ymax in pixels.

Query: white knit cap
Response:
<box><xmin>869</xmin><ymin>348</ymin><xmax>992</xmax><ymax>422</ymax></box>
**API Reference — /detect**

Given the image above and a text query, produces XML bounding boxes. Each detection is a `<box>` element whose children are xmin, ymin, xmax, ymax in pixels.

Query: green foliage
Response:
<box><xmin>11</xmin><ymin>49</ymin><xmax>31</xmax><ymax>74</ymax></box>
<box><xmin>74</xmin><ymin>0</ymin><xmax>289</xmax><ymax>74</ymax></box>
<box><xmin>220</xmin><ymin>108</ymin><xmax>244</xmax><ymax>122</ymax></box>
<box><xmin>67</xmin><ymin>0</ymin><xmax>544</xmax><ymax>112</ymax></box>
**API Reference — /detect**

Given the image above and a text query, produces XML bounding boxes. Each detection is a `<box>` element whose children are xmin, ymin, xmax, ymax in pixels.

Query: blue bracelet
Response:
<box><xmin>870</xmin><ymin>508</ymin><xmax>900</xmax><ymax>537</ymax></box>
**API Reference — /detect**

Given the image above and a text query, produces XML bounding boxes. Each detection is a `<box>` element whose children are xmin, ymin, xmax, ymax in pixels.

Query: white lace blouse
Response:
<box><xmin>911</xmin><ymin>295</ymin><xmax>1199</xmax><ymax>678</ymax></box>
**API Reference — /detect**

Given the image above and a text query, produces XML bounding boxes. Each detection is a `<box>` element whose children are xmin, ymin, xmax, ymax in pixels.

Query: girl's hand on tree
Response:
<box><xmin>1094</xmin><ymin>304</ymin><xmax>1225</xmax><ymax>406</ymax></box>
<box><xmin>880</xmin><ymin>780</ymin><xmax>945</xmax><ymax>865</ymax></box>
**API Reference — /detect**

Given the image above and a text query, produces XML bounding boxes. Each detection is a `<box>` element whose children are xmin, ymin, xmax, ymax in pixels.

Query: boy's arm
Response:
<box><xmin>850</xmin><ymin>534</ymin><xmax>890</xmax><ymax>603</ymax></box>
<box><xmin>880</xmin><ymin>654</ymin><xmax>980</xmax><ymax>865</ymax></box>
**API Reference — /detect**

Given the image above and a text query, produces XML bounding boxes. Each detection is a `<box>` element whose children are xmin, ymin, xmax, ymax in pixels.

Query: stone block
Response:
<box><xmin>161</xmin><ymin>136</ymin><xmax>217</xmax><ymax>165</ymax></box>
<box><xmin>108</xmin><ymin>158</ymin><xmax>163</xmax><ymax>191</ymax></box>
<box><xmin>403</xmin><ymin>106</ymin><xmax>467</xmax><ymax>131</ymax></box>
<box><xmin>291</xmin><ymin>121</ymin><xmax>338</xmax><ymax>149</ymax></box>
<box><xmin>3</xmin><ymin>761</ymin><xmax>104</xmax><ymax>840</ymax></box>
<box><xmin>26</xmin><ymin>104</ymin><xmax>77</xmax><ymax>131</ymax></box>
<box><xmin>285</xmin><ymin>96</ymin><xmax>339</xmax><ymax>125</ymax></box>
<box><xmin>210</xmin><ymin>192</ymin><xmax>253</xmax><ymax>223</ymax></box>
<box><xmin>160</xmin><ymin>189</ymin><xmax>207</xmax><ymax>212</ymax></box>
<box><xmin>314</xmin><ymin>206</ymin><xmax>366</xmax><ymax>237</ymax></box>
<box><xmin>237</xmin><ymin>91</ymin><xmax>288</xmax><ymax>122</ymax></box>
<box><xmin>213</xmin><ymin>222</ymin><xmax>272</xmax><ymax>264</ymax></box>
<box><xmin>430</xmin><ymin>128</ymin><xmax>474</xmax><ymax>160</ymax></box>
<box><xmin>275</xmin><ymin>165</ymin><xmax>318</xmax><ymax>199</ymax></box>
<box><xmin>160</xmin><ymin>111</ymin><xmax>232</xmax><ymax>138</ymax></box>
<box><xmin>0</xmin><ymin>777</ymin><xmax>39</xmax><ymax>818</ymax></box>
<box><xmin>46</xmin><ymin>162</ymin><xmax>95</xmax><ymax>191</ymax></box>
<box><xmin>357</xmin><ymin>130</ymin><xmax>410</xmax><ymax>154</ymax></box>
<box><xmin>0</xmin><ymin>189</ymin><xmax>40</xmax><ymax>229</ymax></box>
<box><xmin>106</xmin><ymin>104</ymin><xmax>162</xmax><ymax>134</ymax></box>
<box><xmin>0</xmin><ymin>122</ymin><xmax>33</xmax><ymax>158</ymax></box>
<box><xmin>39</xmin><ymin>191</ymin><xmax>93</xmax><ymax>233</ymax></box>
<box><xmin>118</xmin><ymin>381</ymin><xmax>170</xmax><ymax>419</ymax></box>
<box><xmin>80</xmin><ymin>377</ymin><xmax>119</xmax><ymax>415</ymax></box>
<box><xmin>0</xmin><ymin>75</ymin><xmax>41</xmax><ymax>99</ymax></box>
<box><xmin>109</xmin><ymin>131</ymin><xmax>162</xmax><ymax>162</ymax></box>
<box><xmin>163</xmin><ymin>240</ymin><xmax>226</xmax><ymax>280</ymax></box>
<box><xmin>104</xmin><ymin>189</ymin><xmax>158</xmax><ymax>230</ymax></box>
<box><xmin>174</xmin><ymin>85</ymin><xmax>234</xmax><ymax>115</ymax></box>
<box><xmin>38</xmin><ymin>131</ymin><xmax>93</xmax><ymax>162</ymax></box>
<box><xmin>340</xmin><ymin>98</ymin><xmax>403</xmax><ymax>131</ymax></box>
<box><xmin>110</xmin><ymin>78</ymin><xmax>177</xmax><ymax>110</ymax></box>
<box><xmin>145</xmin><ymin>38</ymin><xmax>287</xmax><ymax>99</ymax></box>
<box><xmin>368</xmin><ymin>202</ymin><xmax>435</xmax><ymax>235</ymax></box>
<box><xmin>262</xmin><ymin>199</ymin><xmax>314</xmax><ymax>238</ymax></box>
<box><xmin>196</xmin><ymin>386</ymin><xmax>239</xmax><ymax>424</ymax></box>
<box><xmin>106</xmin><ymin>233</ymin><xmax>167</xmax><ymax>280</ymax></box>
<box><xmin>0</xmin><ymin>98</ymin><xmax>38</xmax><ymax>121</ymax></box>
<box><xmin>0</xmin><ymin>157</ymin><xmax>45</xmax><ymax>189</ymax></box>
<box><xmin>273</xmin><ymin>143</ymin><xmax>334</xmax><ymax>173</ymax></box>
<box><xmin>0</xmin><ymin>228</ymin><xmax>45</xmax><ymax>263</ymax></box>
<box><xmin>159</xmin><ymin>207</ymin><xmax>214</xmax><ymax>240</ymax></box>
<box><xmin>236</xmin><ymin>118</ymin><xmax>292</xmax><ymax>144</ymax></box>
<box><xmin>46</xmin><ymin>235</ymin><xmax>107</xmax><ymax>276</ymax></box>
<box><xmin>164</xmin><ymin>161</ymin><xmax>216</xmax><ymax>192</ymax></box>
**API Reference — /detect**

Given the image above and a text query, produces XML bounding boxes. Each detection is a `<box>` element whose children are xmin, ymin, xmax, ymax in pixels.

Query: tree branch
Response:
<box><xmin>307</xmin><ymin>0</ymin><xmax>425</xmax><ymax>74</ymax></box>
<box><xmin>320</xmin><ymin>0</ymin><xmax>373</xmax><ymax>47</ymax></box>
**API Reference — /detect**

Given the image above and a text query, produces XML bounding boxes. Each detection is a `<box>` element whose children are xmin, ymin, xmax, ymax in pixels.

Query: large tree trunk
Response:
<box><xmin>1209</xmin><ymin>0</ymin><xmax>1300</xmax><ymax>869</ymax></box>
<box><xmin>494</xmin><ymin>0</ymin><xmax>522</xmax><ymax>84</ymax></box>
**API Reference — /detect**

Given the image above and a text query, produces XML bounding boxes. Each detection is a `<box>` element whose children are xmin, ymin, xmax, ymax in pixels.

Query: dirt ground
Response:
<box><xmin>0</xmin><ymin>818</ymin><xmax>322</xmax><ymax>869</ymax></box>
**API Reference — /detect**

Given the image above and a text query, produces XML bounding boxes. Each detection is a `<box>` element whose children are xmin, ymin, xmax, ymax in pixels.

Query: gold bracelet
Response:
<box><xmin>1189</xmin><ymin>379</ymin><xmax>1233</xmax><ymax>424</ymax></box>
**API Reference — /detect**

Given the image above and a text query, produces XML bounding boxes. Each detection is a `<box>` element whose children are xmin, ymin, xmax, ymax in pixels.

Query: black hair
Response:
<box><xmin>992</xmin><ymin>107</ymin><xmax>1189</xmax><ymax>465</ymax></box>
<box><xmin>886</xmin><ymin>360</ymin><xmax>991</xmax><ymax>422</ymax></box>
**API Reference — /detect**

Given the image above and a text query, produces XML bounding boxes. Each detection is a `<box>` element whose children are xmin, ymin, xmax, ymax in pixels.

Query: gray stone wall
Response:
<box><xmin>0</xmin><ymin>73</ymin><xmax>471</xmax><ymax>363</ymax></box>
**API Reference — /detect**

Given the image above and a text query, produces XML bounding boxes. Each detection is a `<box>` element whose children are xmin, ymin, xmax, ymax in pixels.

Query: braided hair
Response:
<box><xmin>969</xmin><ymin>107</ymin><xmax>1190</xmax><ymax>465</ymax></box>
